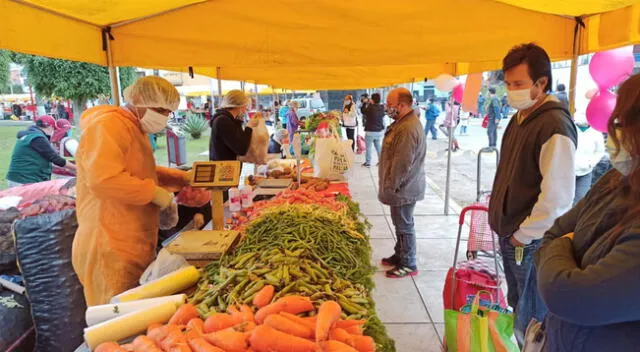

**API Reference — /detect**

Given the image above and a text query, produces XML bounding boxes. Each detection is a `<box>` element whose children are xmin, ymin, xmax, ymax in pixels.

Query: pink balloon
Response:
<box><xmin>586</xmin><ymin>90</ymin><xmax>617</xmax><ymax>133</ymax></box>
<box><xmin>452</xmin><ymin>84</ymin><xmax>464</xmax><ymax>103</ymax></box>
<box><xmin>589</xmin><ymin>47</ymin><xmax>635</xmax><ymax>89</ymax></box>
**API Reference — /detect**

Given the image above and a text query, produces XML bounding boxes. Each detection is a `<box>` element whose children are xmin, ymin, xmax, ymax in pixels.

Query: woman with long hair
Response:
<box><xmin>341</xmin><ymin>95</ymin><xmax>358</xmax><ymax>151</ymax></box>
<box><xmin>534</xmin><ymin>73</ymin><xmax>640</xmax><ymax>351</ymax></box>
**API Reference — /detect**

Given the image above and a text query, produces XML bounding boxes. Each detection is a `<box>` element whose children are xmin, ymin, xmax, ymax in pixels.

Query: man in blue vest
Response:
<box><xmin>6</xmin><ymin>115</ymin><xmax>76</xmax><ymax>187</ymax></box>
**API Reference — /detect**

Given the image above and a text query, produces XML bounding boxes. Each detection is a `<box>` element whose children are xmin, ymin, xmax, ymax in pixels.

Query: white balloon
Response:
<box><xmin>434</xmin><ymin>74</ymin><xmax>458</xmax><ymax>93</ymax></box>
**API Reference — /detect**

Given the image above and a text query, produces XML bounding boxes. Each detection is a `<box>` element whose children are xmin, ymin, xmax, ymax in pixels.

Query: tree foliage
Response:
<box><xmin>0</xmin><ymin>50</ymin><xmax>11</xmax><ymax>93</ymax></box>
<box><xmin>19</xmin><ymin>55</ymin><xmax>136</xmax><ymax>102</ymax></box>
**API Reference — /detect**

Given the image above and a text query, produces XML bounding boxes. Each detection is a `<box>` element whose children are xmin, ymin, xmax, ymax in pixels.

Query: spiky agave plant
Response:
<box><xmin>182</xmin><ymin>113</ymin><xmax>208</xmax><ymax>139</ymax></box>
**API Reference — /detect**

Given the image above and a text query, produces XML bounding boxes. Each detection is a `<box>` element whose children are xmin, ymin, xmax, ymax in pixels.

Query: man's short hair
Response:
<box><xmin>371</xmin><ymin>93</ymin><xmax>381</xmax><ymax>104</ymax></box>
<box><xmin>429</xmin><ymin>98</ymin><xmax>435</xmax><ymax>103</ymax></box>
<box><xmin>361</xmin><ymin>93</ymin><xmax>369</xmax><ymax>98</ymax></box>
<box><xmin>557</xmin><ymin>83</ymin><xmax>566</xmax><ymax>92</ymax></box>
<box><xmin>488</xmin><ymin>87</ymin><xmax>497</xmax><ymax>94</ymax></box>
<box><xmin>502</xmin><ymin>43</ymin><xmax>552</xmax><ymax>92</ymax></box>
<box><xmin>397</xmin><ymin>90</ymin><xmax>413</xmax><ymax>106</ymax></box>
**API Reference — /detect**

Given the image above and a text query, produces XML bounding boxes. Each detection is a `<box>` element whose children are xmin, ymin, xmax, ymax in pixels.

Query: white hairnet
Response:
<box><xmin>123</xmin><ymin>76</ymin><xmax>180</xmax><ymax>111</ymax></box>
<box><xmin>220</xmin><ymin>90</ymin><xmax>249</xmax><ymax>108</ymax></box>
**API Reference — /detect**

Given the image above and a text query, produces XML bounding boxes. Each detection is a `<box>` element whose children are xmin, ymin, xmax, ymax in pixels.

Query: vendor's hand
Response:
<box><xmin>509</xmin><ymin>236</ymin><xmax>525</xmax><ymax>247</ymax></box>
<box><xmin>562</xmin><ymin>232</ymin><xmax>574</xmax><ymax>241</ymax></box>
<box><xmin>184</xmin><ymin>169</ymin><xmax>194</xmax><ymax>184</ymax></box>
<box><xmin>64</xmin><ymin>162</ymin><xmax>77</xmax><ymax>173</ymax></box>
<box><xmin>193</xmin><ymin>213</ymin><xmax>204</xmax><ymax>229</ymax></box>
<box><xmin>247</xmin><ymin>117</ymin><xmax>259</xmax><ymax>128</ymax></box>
<box><xmin>151</xmin><ymin>187</ymin><xmax>174</xmax><ymax>209</ymax></box>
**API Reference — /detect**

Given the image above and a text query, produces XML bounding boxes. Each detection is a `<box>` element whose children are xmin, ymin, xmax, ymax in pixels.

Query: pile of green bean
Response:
<box><xmin>232</xmin><ymin>204</ymin><xmax>375</xmax><ymax>289</ymax></box>
<box><xmin>191</xmin><ymin>248</ymin><xmax>372</xmax><ymax>319</ymax></box>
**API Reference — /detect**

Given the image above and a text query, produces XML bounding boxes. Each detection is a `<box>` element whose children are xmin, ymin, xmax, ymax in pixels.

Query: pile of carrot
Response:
<box><xmin>94</xmin><ymin>298</ymin><xmax>376</xmax><ymax>352</ymax></box>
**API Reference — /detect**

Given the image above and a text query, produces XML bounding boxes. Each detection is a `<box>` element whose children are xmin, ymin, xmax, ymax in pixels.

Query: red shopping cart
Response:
<box><xmin>466</xmin><ymin>147</ymin><xmax>500</xmax><ymax>260</ymax></box>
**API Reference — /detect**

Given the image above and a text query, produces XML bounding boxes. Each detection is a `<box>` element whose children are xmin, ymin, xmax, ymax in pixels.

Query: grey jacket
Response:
<box><xmin>535</xmin><ymin>170</ymin><xmax>640</xmax><ymax>352</ymax></box>
<box><xmin>378</xmin><ymin>111</ymin><xmax>426</xmax><ymax>206</ymax></box>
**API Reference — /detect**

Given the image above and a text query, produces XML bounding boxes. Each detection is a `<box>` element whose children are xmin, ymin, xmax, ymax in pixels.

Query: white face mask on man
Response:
<box><xmin>507</xmin><ymin>80</ymin><xmax>543</xmax><ymax>110</ymax></box>
<box><xmin>140</xmin><ymin>109</ymin><xmax>169</xmax><ymax>134</ymax></box>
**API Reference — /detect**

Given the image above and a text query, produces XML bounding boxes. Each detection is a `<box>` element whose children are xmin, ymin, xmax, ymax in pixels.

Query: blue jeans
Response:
<box><xmin>499</xmin><ymin>237</ymin><xmax>545</xmax><ymax>345</ymax></box>
<box><xmin>459</xmin><ymin>125</ymin><xmax>467</xmax><ymax>134</ymax></box>
<box><xmin>487</xmin><ymin>123</ymin><xmax>498</xmax><ymax>147</ymax></box>
<box><xmin>364</xmin><ymin>131</ymin><xmax>383</xmax><ymax>164</ymax></box>
<box><xmin>390</xmin><ymin>203</ymin><xmax>417</xmax><ymax>268</ymax></box>
<box><xmin>425</xmin><ymin>119</ymin><xmax>437</xmax><ymax>139</ymax></box>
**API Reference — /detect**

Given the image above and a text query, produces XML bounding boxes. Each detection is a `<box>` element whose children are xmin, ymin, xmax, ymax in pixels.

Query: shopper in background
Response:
<box><xmin>361</xmin><ymin>92</ymin><xmax>385</xmax><ymax>167</ymax></box>
<box><xmin>555</xmin><ymin>83</ymin><xmax>569</xmax><ymax>108</ymax></box>
<box><xmin>378</xmin><ymin>88</ymin><xmax>426</xmax><ymax>278</ymax></box>
<box><xmin>477</xmin><ymin>92</ymin><xmax>486</xmax><ymax>117</ymax></box>
<box><xmin>279</xmin><ymin>100</ymin><xmax>289</xmax><ymax>129</ymax></box>
<box><xmin>439</xmin><ymin>101</ymin><xmax>461</xmax><ymax>152</ymax></box>
<box><xmin>6</xmin><ymin>115</ymin><xmax>76</xmax><ymax>187</ymax></box>
<box><xmin>342</xmin><ymin>95</ymin><xmax>358</xmax><ymax>151</ymax></box>
<box><xmin>535</xmin><ymin>73</ymin><xmax>640</xmax><ymax>352</ymax></box>
<box><xmin>486</xmin><ymin>87</ymin><xmax>502</xmax><ymax>147</ymax></box>
<box><xmin>501</xmin><ymin>93</ymin><xmax>511</xmax><ymax>118</ymax></box>
<box><xmin>273</xmin><ymin>101</ymin><xmax>281</xmax><ymax>126</ymax></box>
<box><xmin>210</xmin><ymin>90</ymin><xmax>255</xmax><ymax>162</ymax></box>
<box><xmin>425</xmin><ymin>98</ymin><xmax>440</xmax><ymax>140</ymax></box>
<box><xmin>459</xmin><ymin>112</ymin><xmax>471</xmax><ymax>135</ymax></box>
<box><xmin>573</xmin><ymin>115</ymin><xmax>605</xmax><ymax>205</ymax></box>
<box><xmin>488</xmin><ymin>43</ymin><xmax>577</xmax><ymax>343</ymax></box>
<box><xmin>72</xmin><ymin>76</ymin><xmax>189</xmax><ymax>305</ymax></box>
<box><xmin>268</xmin><ymin>129</ymin><xmax>289</xmax><ymax>155</ymax></box>
<box><xmin>286</xmin><ymin>100</ymin><xmax>304</xmax><ymax>144</ymax></box>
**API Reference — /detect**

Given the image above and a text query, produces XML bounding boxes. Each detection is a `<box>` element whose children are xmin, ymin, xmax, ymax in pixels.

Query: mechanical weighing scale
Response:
<box><xmin>165</xmin><ymin>161</ymin><xmax>242</xmax><ymax>263</ymax></box>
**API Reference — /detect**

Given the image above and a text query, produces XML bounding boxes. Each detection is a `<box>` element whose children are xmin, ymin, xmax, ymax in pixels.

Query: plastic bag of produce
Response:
<box><xmin>0</xmin><ymin>207</ymin><xmax>21</xmax><ymax>274</ymax></box>
<box><xmin>313</xmin><ymin>137</ymin><xmax>355</xmax><ymax>179</ymax></box>
<box><xmin>176</xmin><ymin>185</ymin><xmax>210</xmax><ymax>207</ymax></box>
<box><xmin>139</xmin><ymin>248</ymin><xmax>189</xmax><ymax>285</ymax></box>
<box><xmin>13</xmin><ymin>208</ymin><xmax>87</xmax><ymax>352</ymax></box>
<box><xmin>0</xmin><ymin>290</ymin><xmax>35</xmax><ymax>352</ymax></box>
<box><xmin>159</xmin><ymin>201</ymin><xmax>180</xmax><ymax>230</ymax></box>
<box><xmin>19</xmin><ymin>194</ymin><xmax>76</xmax><ymax>218</ymax></box>
<box><xmin>239</xmin><ymin>115</ymin><xmax>269</xmax><ymax>165</ymax></box>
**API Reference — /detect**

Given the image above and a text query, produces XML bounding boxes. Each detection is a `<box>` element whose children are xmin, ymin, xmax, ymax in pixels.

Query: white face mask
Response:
<box><xmin>140</xmin><ymin>109</ymin><xmax>169</xmax><ymax>134</ymax></box>
<box><xmin>606</xmin><ymin>134</ymin><xmax>635</xmax><ymax>176</ymax></box>
<box><xmin>507</xmin><ymin>87</ymin><xmax>537</xmax><ymax>110</ymax></box>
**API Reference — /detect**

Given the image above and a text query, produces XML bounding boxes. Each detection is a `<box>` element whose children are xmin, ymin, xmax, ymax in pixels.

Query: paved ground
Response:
<box><xmin>347</xmin><ymin>152</ymin><xmax>472</xmax><ymax>352</ymax></box>
<box><xmin>422</xmin><ymin>117</ymin><xmax>507</xmax><ymax>208</ymax></box>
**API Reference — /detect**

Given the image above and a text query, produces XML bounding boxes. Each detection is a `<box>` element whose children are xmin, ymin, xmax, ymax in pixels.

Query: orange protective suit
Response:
<box><xmin>72</xmin><ymin>105</ymin><xmax>186</xmax><ymax>306</ymax></box>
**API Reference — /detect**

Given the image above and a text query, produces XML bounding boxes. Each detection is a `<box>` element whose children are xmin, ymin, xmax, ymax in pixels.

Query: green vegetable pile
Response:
<box><xmin>191</xmin><ymin>248</ymin><xmax>372</xmax><ymax>320</ymax></box>
<box><xmin>235</xmin><ymin>204</ymin><xmax>375</xmax><ymax>289</ymax></box>
<box><xmin>189</xmin><ymin>201</ymin><xmax>395</xmax><ymax>351</ymax></box>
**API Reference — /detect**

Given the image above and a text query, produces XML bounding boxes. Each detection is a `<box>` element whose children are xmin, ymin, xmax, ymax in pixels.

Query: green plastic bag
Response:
<box><xmin>444</xmin><ymin>292</ymin><xmax>519</xmax><ymax>352</ymax></box>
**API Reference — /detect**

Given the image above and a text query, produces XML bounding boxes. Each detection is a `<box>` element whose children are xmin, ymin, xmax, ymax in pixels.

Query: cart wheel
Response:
<box><xmin>466</xmin><ymin>250</ymin><xmax>478</xmax><ymax>260</ymax></box>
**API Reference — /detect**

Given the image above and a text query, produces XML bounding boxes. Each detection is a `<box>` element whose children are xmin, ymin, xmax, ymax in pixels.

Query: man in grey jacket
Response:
<box><xmin>378</xmin><ymin>88</ymin><xmax>427</xmax><ymax>278</ymax></box>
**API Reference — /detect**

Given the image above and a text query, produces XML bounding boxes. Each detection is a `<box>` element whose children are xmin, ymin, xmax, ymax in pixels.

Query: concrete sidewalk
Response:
<box><xmin>348</xmin><ymin>155</ymin><xmax>471</xmax><ymax>352</ymax></box>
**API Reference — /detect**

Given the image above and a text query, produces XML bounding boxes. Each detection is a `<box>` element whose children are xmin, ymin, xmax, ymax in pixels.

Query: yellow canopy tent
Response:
<box><xmin>1</xmin><ymin>0</ymin><xmax>639</xmax><ymax>92</ymax></box>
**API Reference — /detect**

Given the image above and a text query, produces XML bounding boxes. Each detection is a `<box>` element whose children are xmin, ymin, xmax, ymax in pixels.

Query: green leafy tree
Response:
<box><xmin>0</xmin><ymin>50</ymin><xmax>11</xmax><ymax>94</ymax></box>
<box><xmin>18</xmin><ymin>54</ymin><xmax>136</xmax><ymax>117</ymax></box>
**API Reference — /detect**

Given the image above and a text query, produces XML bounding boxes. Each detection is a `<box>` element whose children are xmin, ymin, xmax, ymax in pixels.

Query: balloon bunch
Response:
<box><xmin>585</xmin><ymin>46</ymin><xmax>634</xmax><ymax>132</ymax></box>
<box><xmin>434</xmin><ymin>74</ymin><xmax>464</xmax><ymax>103</ymax></box>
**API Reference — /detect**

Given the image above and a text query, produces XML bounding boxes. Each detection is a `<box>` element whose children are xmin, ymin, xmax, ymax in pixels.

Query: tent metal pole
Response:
<box><xmin>255</xmin><ymin>82</ymin><xmax>259</xmax><ymax>109</ymax></box>
<box><xmin>216</xmin><ymin>67</ymin><xmax>222</xmax><ymax>105</ymax></box>
<box><xmin>105</xmin><ymin>30</ymin><xmax>120</xmax><ymax>106</ymax></box>
<box><xmin>569</xmin><ymin>17</ymin><xmax>584</xmax><ymax>116</ymax></box>
<box><xmin>444</xmin><ymin>95</ymin><xmax>453</xmax><ymax>215</ymax></box>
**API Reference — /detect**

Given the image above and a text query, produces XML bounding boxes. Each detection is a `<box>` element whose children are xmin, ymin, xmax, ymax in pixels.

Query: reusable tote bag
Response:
<box><xmin>444</xmin><ymin>292</ymin><xmax>519</xmax><ymax>352</ymax></box>
<box><xmin>313</xmin><ymin>136</ymin><xmax>354</xmax><ymax>179</ymax></box>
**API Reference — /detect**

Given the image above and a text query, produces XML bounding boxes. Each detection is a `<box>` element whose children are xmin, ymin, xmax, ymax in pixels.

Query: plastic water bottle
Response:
<box><xmin>229</xmin><ymin>188</ymin><xmax>241</xmax><ymax>212</ymax></box>
<box><xmin>241</xmin><ymin>186</ymin><xmax>253</xmax><ymax>209</ymax></box>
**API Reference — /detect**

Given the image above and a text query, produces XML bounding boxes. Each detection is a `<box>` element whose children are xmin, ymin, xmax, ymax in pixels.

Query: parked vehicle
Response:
<box><xmin>291</xmin><ymin>97</ymin><xmax>325</xmax><ymax>118</ymax></box>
